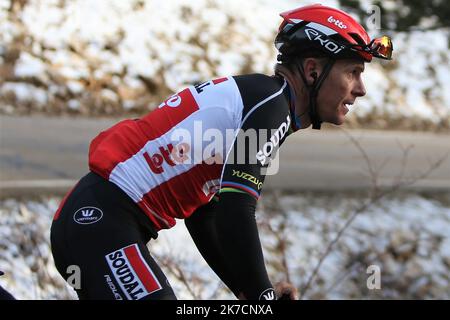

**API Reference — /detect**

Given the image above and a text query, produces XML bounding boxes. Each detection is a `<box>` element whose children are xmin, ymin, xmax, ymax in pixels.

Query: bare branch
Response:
<box><xmin>259</xmin><ymin>191</ymin><xmax>292</xmax><ymax>283</ymax></box>
<box><xmin>388</xmin><ymin>150</ymin><xmax>449</xmax><ymax>192</ymax></box>
<box><xmin>341</xmin><ymin>130</ymin><xmax>379</xmax><ymax>193</ymax></box>
<box><xmin>154</xmin><ymin>239</ymin><xmax>201</xmax><ymax>299</ymax></box>
<box><xmin>299</xmin><ymin>131</ymin><xmax>449</xmax><ymax>299</ymax></box>
<box><xmin>300</xmin><ymin>199</ymin><xmax>371</xmax><ymax>299</ymax></box>
<box><xmin>393</xmin><ymin>140</ymin><xmax>414</xmax><ymax>186</ymax></box>
<box><xmin>376</xmin><ymin>157</ymin><xmax>391</xmax><ymax>178</ymax></box>
<box><xmin>158</xmin><ymin>255</ymin><xmax>199</xmax><ymax>299</ymax></box>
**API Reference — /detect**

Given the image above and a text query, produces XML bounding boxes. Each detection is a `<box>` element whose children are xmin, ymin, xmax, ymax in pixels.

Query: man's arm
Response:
<box><xmin>207</xmin><ymin>75</ymin><xmax>292</xmax><ymax>300</ymax></box>
<box><xmin>184</xmin><ymin>199</ymin><xmax>242</xmax><ymax>297</ymax></box>
<box><xmin>185</xmin><ymin>192</ymin><xmax>274</xmax><ymax>300</ymax></box>
<box><xmin>186</xmin><ymin>74</ymin><xmax>293</xmax><ymax>300</ymax></box>
<box><xmin>214</xmin><ymin>191</ymin><xmax>274</xmax><ymax>300</ymax></box>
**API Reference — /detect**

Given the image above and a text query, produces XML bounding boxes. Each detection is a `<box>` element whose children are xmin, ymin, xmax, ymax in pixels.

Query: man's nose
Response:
<box><xmin>353</xmin><ymin>78</ymin><xmax>366</xmax><ymax>97</ymax></box>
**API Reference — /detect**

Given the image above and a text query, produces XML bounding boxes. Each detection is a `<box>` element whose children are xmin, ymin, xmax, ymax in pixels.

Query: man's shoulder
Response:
<box><xmin>233</xmin><ymin>73</ymin><xmax>284</xmax><ymax>92</ymax></box>
<box><xmin>232</xmin><ymin>73</ymin><xmax>287</xmax><ymax>109</ymax></box>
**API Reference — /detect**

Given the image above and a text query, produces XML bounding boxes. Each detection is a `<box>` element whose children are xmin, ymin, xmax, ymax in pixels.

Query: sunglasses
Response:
<box><xmin>351</xmin><ymin>35</ymin><xmax>393</xmax><ymax>60</ymax></box>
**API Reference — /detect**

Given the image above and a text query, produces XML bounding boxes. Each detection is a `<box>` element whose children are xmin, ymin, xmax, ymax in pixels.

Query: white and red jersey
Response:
<box><xmin>90</xmin><ymin>77</ymin><xmax>242</xmax><ymax>230</ymax></box>
<box><xmin>89</xmin><ymin>74</ymin><xmax>295</xmax><ymax>231</ymax></box>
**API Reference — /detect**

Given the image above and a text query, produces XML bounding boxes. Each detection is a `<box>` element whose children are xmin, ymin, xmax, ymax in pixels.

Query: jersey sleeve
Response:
<box><xmin>219</xmin><ymin>74</ymin><xmax>292</xmax><ymax>200</ymax></box>
<box><xmin>212</xmin><ymin>74</ymin><xmax>293</xmax><ymax>300</ymax></box>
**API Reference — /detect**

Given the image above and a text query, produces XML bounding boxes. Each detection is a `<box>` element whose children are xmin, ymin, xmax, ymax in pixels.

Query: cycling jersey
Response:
<box><xmin>52</xmin><ymin>73</ymin><xmax>297</xmax><ymax>300</ymax></box>
<box><xmin>89</xmin><ymin>74</ymin><xmax>296</xmax><ymax>231</ymax></box>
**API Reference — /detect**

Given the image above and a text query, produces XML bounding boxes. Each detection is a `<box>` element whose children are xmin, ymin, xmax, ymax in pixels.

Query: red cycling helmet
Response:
<box><xmin>274</xmin><ymin>4</ymin><xmax>393</xmax><ymax>129</ymax></box>
<box><xmin>275</xmin><ymin>4</ymin><xmax>393</xmax><ymax>62</ymax></box>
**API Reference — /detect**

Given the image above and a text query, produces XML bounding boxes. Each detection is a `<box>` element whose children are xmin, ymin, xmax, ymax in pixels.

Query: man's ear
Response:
<box><xmin>303</xmin><ymin>58</ymin><xmax>323</xmax><ymax>85</ymax></box>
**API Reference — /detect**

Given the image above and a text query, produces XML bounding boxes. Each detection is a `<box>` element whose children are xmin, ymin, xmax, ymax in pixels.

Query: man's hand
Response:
<box><xmin>274</xmin><ymin>281</ymin><xmax>299</xmax><ymax>300</ymax></box>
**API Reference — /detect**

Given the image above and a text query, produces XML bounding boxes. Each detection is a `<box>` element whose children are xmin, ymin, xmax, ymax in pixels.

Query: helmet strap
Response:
<box><xmin>295</xmin><ymin>58</ymin><xmax>335</xmax><ymax>130</ymax></box>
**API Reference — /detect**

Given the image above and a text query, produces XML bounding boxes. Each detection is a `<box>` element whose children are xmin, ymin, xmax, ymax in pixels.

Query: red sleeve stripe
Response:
<box><xmin>212</xmin><ymin>77</ymin><xmax>228</xmax><ymax>85</ymax></box>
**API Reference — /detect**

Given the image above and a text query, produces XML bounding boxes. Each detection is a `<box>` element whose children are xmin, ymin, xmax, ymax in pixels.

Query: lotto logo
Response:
<box><xmin>143</xmin><ymin>143</ymin><xmax>190</xmax><ymax>174</ymax></box>
<box><xmin>327</xmin><ymin>16</ymin><xmax>347</xmax><ymax>29</ymax></box>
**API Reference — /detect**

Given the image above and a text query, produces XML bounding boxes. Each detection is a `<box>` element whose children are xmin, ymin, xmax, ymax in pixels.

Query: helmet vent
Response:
<box><xmin>349</xmin><ymin>33</ymin><xmax>366</xmax><ymax>46</ymax></box>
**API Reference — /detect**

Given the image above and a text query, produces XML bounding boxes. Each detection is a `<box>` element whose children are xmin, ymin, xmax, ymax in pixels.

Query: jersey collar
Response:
<box><xmin>286</xmin><ymin>81</ymin><xmax>301</xmax><ymax>132</ymax></box>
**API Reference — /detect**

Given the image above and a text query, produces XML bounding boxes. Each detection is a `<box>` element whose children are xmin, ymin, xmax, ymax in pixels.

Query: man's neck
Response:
<box><xmin>284</xmin><ymin>77</ymin><xmax>312</xmax><ymax>130</ymax></box>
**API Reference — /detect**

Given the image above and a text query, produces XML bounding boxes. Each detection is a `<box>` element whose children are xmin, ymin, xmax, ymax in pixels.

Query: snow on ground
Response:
<box><xmin>263</xmin><ymin>192</ymin><xmax>450</xmax><ymax>299</ymax></box>
<box><xmin>1</xmin><ymin>191</ymin><xmax>449</xmax><ymax>299</ymax></box>
<box><xmin>0</xmin><ymin>0</ymin><xmax>448</xmax><ymax>126</ymax></box>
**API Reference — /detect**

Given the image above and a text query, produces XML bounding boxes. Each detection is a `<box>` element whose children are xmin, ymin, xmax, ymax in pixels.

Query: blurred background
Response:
<box><xmin>0</xmin><ymin>0</ymin><xmax>449</xmax><ymax>299</ymax></box>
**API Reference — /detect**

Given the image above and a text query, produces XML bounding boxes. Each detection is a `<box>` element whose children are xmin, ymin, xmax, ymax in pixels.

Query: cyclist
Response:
<box><xmin>50</xmin><ymin>4</ymin><xmax>392</xmax><ymax>300</ymax></box>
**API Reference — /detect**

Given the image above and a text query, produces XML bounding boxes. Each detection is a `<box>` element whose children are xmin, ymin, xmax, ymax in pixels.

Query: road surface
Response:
<box><xmin>1</xmin><ymin>115</ymin><xmax>449</xmax><ymax>197</ymax></box>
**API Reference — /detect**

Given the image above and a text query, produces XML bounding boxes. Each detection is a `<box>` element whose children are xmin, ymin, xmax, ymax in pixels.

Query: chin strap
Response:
<box><xmin>295</xmin><ymin>58</ymin><xmax>335</xmax><ymax>130</ymax></box>
<box><xmin>286</xmin><ymin>84</ymin><xmax>302</xmax><ymax>130</ymax></box>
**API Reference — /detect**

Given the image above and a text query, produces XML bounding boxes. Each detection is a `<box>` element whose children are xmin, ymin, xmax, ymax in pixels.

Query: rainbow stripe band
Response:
<box><xmin>220</xmin><ymin>181</ymin><xmax>260</xmax><ymax>199</ymax></box>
